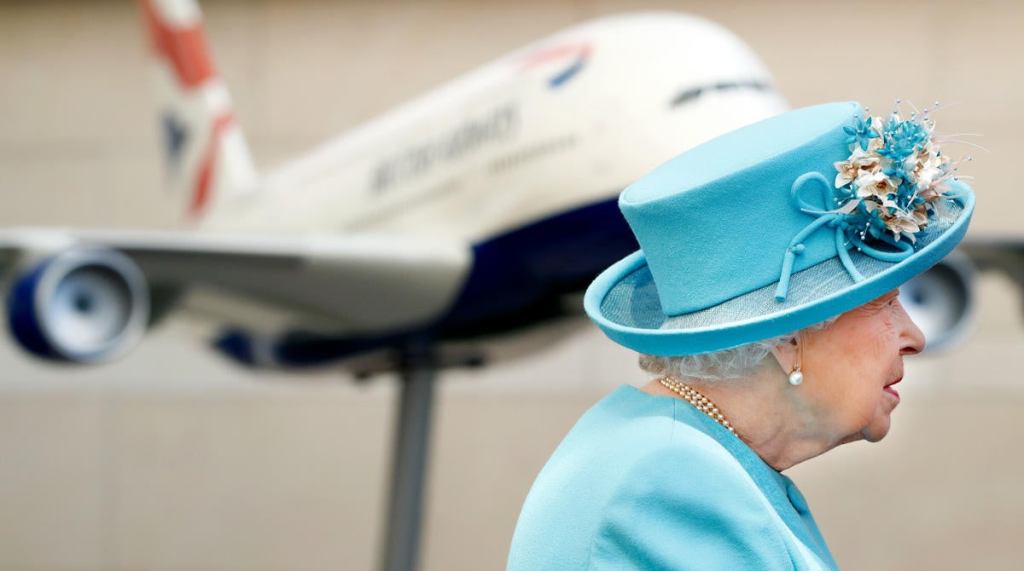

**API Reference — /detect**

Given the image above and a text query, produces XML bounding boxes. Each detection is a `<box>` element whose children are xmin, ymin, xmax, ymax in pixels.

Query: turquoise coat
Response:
<box><xmin>507</xmin><ymin>385</ymin><xmax>838</xmax><ymax>570</ymax></box>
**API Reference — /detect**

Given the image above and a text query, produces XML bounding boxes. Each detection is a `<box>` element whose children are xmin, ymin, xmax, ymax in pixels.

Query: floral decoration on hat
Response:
<box><xmin>774</xmin><ymin>100</ymin><xmax>975</xmax><ymax>302</ymax></box>
<box><xmin>831</xmin><ymin>102</ymin><xmax>969</xmax><ymax>244</ymax></box>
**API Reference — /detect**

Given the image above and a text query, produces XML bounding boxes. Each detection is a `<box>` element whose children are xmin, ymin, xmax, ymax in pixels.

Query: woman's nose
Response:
<box><xmin>895</xmin><ymin>298</ymin><xmax>927</xmax><ymax>355</ymax></box>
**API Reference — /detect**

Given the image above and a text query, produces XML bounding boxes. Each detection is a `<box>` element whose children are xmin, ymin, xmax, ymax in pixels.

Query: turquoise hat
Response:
<box><xmin>584</xmin><ymin>101</ymin><xmax>975</xmax><ymax>356</ymax></box>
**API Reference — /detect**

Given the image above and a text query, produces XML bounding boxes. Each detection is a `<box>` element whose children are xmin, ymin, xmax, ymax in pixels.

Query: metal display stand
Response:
<box><xmin>366</xmin><ymin>340</ymin><xmax>483</xmax><ymax>571</ymax></box>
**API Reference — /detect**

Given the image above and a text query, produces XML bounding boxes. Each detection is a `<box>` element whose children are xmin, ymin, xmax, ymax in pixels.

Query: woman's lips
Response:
<box><xmin>884</xmin><ymin>377</ymin><xmax>903</xmax><ymax>400</ymax></box>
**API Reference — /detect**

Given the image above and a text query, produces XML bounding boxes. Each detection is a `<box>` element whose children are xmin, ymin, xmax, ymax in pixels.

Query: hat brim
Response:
<box><xmin>584</xmin><ymin>184</ymin><xmax>976</xmax><ymax>356</ymax></box>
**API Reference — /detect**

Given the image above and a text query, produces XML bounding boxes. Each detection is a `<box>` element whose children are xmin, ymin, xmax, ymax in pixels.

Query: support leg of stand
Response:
<box><xmin>382</xmin><ymin>355</ymin><xmax>436</xmax><ymax>571</ymax></box>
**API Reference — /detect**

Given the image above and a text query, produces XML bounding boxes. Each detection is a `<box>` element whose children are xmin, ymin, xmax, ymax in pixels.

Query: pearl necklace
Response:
<box><xmin>658</xmin><ymin>376</ymin><xmax>737</xmax><ymax>436</ymax></box>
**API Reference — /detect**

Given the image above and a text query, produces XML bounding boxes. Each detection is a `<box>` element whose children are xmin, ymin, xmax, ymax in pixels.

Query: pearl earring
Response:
<box><xmin>788</xmin><ymin>332</ymin><xmax>804</xmax><ymax>386</ymax></box>
<box><xmin>788</xmin><ymin>367</ymin><xmax>804</xmax><ymax>386</ymax></box>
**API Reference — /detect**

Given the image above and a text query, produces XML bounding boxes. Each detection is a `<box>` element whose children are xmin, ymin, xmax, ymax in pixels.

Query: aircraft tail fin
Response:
<box><xmin>138</xmin><ymin>0</ymin><xmax>257</xmax><ymax>220</ymax></box>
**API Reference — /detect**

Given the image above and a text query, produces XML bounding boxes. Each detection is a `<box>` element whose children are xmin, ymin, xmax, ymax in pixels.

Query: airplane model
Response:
<box><xmin>0</xmin><ymin>1</ymin><xmax>788</xmax><ymax>369</ymax></box>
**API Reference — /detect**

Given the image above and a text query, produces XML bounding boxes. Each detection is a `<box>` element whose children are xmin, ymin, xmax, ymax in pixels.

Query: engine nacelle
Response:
<box><xmin>899</xmin><ymin>251</ymin><xmax>976</xmax><ymax>352</ymax></box>
<box><xmin>6</xmin><ymin>249</ymin><xmax>150</xmax><ymax>363</ymax></box>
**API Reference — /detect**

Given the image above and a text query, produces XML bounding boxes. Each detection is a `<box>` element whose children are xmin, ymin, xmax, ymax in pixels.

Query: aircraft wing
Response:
<box><xmin>959</xmin><ymin>236</ymin><xmax>1024</xmax><ymax>287</ymax></box>
<box><xmin>0</xmin><ymin>226</ymin><xmax>472</xmax><ymax>335</ymax></box>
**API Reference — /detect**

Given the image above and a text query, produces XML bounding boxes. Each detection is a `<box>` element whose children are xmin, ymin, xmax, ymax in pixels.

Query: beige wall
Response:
<box><xmin>1</xmin><ymin>1</ymin><xmax>1022</xmax><ymax>569</ymax></box>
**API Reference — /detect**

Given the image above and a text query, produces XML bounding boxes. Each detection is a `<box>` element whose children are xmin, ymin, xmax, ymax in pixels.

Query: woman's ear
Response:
<box><xmin>769</xmin><ymin>335</ymin><xmax>800</xmax><ymax>374</ymax></box>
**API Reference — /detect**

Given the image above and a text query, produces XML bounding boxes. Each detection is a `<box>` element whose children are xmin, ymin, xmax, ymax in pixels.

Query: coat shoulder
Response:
<box><xmin>586</xmin><ymin>426</ymin><xmax>795</xmax><ymax>570</ymax></box>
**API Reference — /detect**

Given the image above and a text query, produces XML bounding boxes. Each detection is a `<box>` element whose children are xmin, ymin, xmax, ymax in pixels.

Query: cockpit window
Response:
<box><xmin>670</xmin><ymin>80</ymin><xmax>772</xmax><ymax>108</ymax></box>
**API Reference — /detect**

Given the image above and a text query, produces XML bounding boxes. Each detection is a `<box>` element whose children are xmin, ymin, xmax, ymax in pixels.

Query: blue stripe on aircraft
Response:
<box><xmin>211</xmin><ymin>194</ymin><xmax>637</xmax><ymax>368</ymax></box>
<box><xmin>161</xmin><ymin>112</ymin><xmax>188</xmax><ymax>170</ymax></box>
<box><xmin>548</xmin><ymin>58</ymin><xmax>585</xmax><ymax>89</ymax></box>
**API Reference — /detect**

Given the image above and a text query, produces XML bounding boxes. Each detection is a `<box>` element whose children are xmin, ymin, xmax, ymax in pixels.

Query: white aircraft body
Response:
<box><xmin>0</xmin><ymin>0</ymin><xmax>791</xmax><ymax>368</ymax></box>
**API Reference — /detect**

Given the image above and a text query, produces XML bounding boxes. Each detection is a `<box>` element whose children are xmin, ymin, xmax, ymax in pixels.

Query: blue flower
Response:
<box><xmin>843</xmin><ymin>115</ymin><xmax>881</xmax><ymax>151</ymax></box>
<box><xmin>883</xmin><ymin>161</ymin><xmax>910</xmax><ymax>181</ymax></box>
<box><xmin>878</xmin><ymin>114</ymin><xmax>929</xmax><ymax>161</ymax></box>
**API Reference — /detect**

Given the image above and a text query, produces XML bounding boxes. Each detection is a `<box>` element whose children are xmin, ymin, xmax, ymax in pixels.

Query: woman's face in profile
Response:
<box><xmin>801</xmin><ymin>289</ymin><xmax>927</xmax><ymax>444</ymax></box>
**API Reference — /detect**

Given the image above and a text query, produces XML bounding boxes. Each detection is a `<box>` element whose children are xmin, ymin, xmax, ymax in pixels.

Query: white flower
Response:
<box><xmin>866</xmin><ymin>118</ymin><xmax>885</xmax><ymax>152</ymax></box>
<box><xmin>910</xmin><ymin>143</ymin><xmax>952</xmax><ymax>202</ymax></box>
<box><xmin>834</xmin><ymin>147</ymin><xmax>881</xmax><ymax>188</ymax></box>
<box><xmin>855</xmin><ymin>170</ymin><xmax>897</xmax><ymax>200</ymax></box>
<box><xmin>892</xmin><ymin>216</ymin><xmax>922</xmax><ymax>242</ymax></box>
<box><xmin>862</xmin><ymin>196</ymin><xmax>930</xmax><ymax>243</ymax></box>
<box><xmin>916</xmin><ymin>164</ymin><xmax>942</xmax><ymax>191</ymax></box>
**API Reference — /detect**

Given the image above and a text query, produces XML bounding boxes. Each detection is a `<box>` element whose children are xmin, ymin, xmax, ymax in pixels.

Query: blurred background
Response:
<box><xmin>1</xmin><ymin>0</ymin><xmax>1022</xmax><ymax>570</ymax></box>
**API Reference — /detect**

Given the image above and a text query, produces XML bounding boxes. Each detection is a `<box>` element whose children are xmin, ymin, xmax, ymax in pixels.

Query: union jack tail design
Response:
<box><xmin>138</xmin><ymin>0</ymin><xmax>257</xmax><ymax>220</ymax></box>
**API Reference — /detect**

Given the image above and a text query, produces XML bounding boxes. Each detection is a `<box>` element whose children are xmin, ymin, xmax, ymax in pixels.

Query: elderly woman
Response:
<box><xmin>507</xmin><ymin>101</ymin><xmax>974</xmax><ymax>570</ymax></box>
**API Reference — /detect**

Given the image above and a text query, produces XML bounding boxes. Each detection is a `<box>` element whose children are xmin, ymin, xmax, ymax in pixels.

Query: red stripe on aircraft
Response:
<box><xmin>520</xmin><ymin>42</ymin><xmax>592</xmax><ymax>69</ymax></box>
<box><xmin>189</xmin><ymin>113</ymin><xmax>234</xmax><ymax>217</ymax></box>
<box><xmin>139</xmin><ymin>0</ymin><xmax>216</xmax><ymax>89</ymax></box>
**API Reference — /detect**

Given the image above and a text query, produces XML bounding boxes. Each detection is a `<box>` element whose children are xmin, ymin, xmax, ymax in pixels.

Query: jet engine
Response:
<box><xmin>6</xmin><ymin>248</ymin><xmax>150</xmax><ymax>363</ymax></box>
<box><xmin>899</xmin><ymin>251</ymin><xmax>976</xmax><ymax>352</ymax></box>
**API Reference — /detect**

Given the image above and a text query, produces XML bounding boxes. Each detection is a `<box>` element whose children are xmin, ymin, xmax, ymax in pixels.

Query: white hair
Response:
<box><xmin>638</xmin><ymin>317</ymin><xmax>838</xmax><ymax>381</ymax></box>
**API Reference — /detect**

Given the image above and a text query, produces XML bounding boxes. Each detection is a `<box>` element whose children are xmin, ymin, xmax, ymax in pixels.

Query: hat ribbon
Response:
<box><xmin>774</xmin><ymin>172</ymin><xmax>914</xmax><ymax>302</ymax></box>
